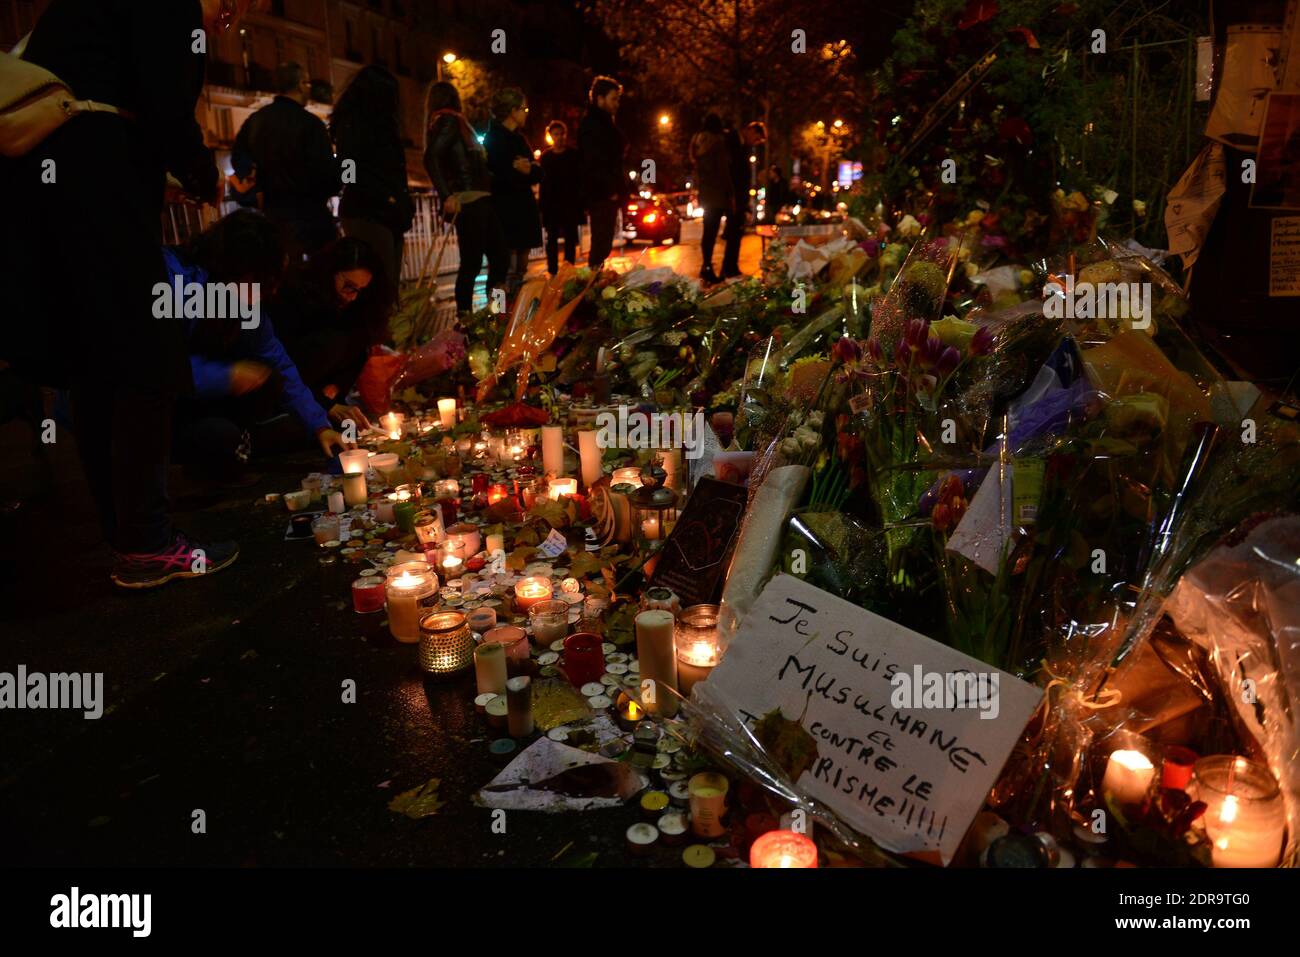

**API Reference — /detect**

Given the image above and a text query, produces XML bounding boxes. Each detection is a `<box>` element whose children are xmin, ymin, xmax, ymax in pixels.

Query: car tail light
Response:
<box><xmin>642</xmin><ymin>212</ymin><xmax>657</xmax><ymax>224</ymax></box>
<box><xmin>626</xmin><ymin>204</ymin><xmax>638</xmax><ymax>212</ymax></box>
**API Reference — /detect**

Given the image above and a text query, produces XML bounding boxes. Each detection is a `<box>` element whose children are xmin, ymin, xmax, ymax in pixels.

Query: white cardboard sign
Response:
<box><xmin>704</xmin><ymin>574</ymin><xmax>1042</xmax><ymax>865</ymax></box>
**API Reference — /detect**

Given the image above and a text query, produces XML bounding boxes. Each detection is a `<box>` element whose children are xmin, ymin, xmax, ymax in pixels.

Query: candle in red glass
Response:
<box><xmin>562</xmin><ymin>633</ymin><xmax>605</xmax><ymax>686</ymax></box>
<box><xmin>472</xmin><ymin>473</ymin><xmax>489</xmax><ymax>495</ymax></box>
<box><xmin>749</xmin><ymin>829</ymin><xmax>817</xmax><ymax>868</ymax></box>
<box><xmin>488</xmin><ymin>483</ymin><xmax>510</xmax><ymax>505</ymax></box>
<box><xmin>351</xmin><ymin>577</ymin><xmax>387</xmax><ymax>614</ymax></box>
<box><xmin>439</xmin><ymin>499</ymin><xmax>457</xmax><ymax>527</ymax></box>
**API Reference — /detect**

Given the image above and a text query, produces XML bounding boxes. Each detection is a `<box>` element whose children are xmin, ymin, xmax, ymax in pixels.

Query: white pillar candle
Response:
<box><xmin>1102</xmin><ymin>749</ymin><xmax>1155</xmax><ymax>805</ymax></box>
<box><xmin>438</xmin><ymin>397</ymin><xmax>457</xmax><ymax>430</ymax></box>
<box><xmin>376</xmin><ymin>494</ymin><xmax>397</xmax><ymax>524</ymax></box>
<box><xmin>641</xmin><ymin>514</ymin><xmax>660</xmax><ymax>541</ymax></box>
<box><xmin>578</xmin><ymin>430</ymin><xmax>602</xmax><ymax>488</ymax></box>
<box><xmin>635</xmin><ymin>609</ymin><xmax>678</xmax><ymax>717</ymax></box>
<box><xmin>342</xmin><ymin>471</ymin><xmax>368</xmax><ymax>508</ymax></box>
<box><xmin>549</xmin><ymin>477</ymin><xmax>577</xmax><ymax>500</ymax></box>
<box><xmin>542</xmin><ymin>425</ymin><xmax>564</xmax><ymax>478</ymax></box>
<box><xmin>506</xmin><ymin>676</ymin><xmax>533</xmax><ymax>737</ymax></box>
<box><xmin>474</xmin><ymin>640</ymin><xmax>508</xmax><ymax>696</ymax></box>
<box><xmin>485</xmin><ymin>532</ymin><xmax>505</xmax><ymax>557</ymax></box>
<box><xmin>327</xmin><ymin>491</ymin><xmax>345</xmax><ymax>514</ymax></box>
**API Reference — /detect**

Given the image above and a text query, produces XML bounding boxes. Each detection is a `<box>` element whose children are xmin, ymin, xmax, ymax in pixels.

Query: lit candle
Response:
<box><xmin>474</xmin><ymin>639</ymin><xmax>507</xmax><ymax>696</ymax></box>
<box><xmin>750</xmin><ymin>829</ymin><xmax>818</xmax><ymax>868</ymax></box>
<box><xmin>380</xmin><ymin>411</ymin><xmax>404</xmax><ymax>440</ymax></box>
<box><xmin>437</xmin><ymin>397</ymin><xmax>457</xmax><ymax>430</ymax></box>
<box><xmin>506</xmin><ymin>675</ymin><xmax>533</xmax><ymax>737</ymax></box>
<box><xmin>578</xmin><ymin>430</ymin><xmax>602</xmax><ymax>488</ymax></box>
<box><xmin>342</xmin><ymin>471</ymin><xmax>368</xmax><ymax>508</ymax></box>
<box><xmin>641</xmin><ymin>514</ymin><xmax>660</xmax><ymax>540</ymax></box>
<box><xmin>514</xmin><ymin>576</ymin><xmax>553</xmax><ymax>613</ymax></box>
<box><xmin>634</xmin><ymin>609</ymin><xmax>678</xmax><ymax>717</ymax></box>
<box><xmin>1102</xmin><ymin>749</ymin><xmax>1155</xmax><ymax>805</ymax></box>
<box><xmin>549</xmin><ymin>477</ymin><xmax>577</xmax><ymax>500</ymax></box>
<box><xmin>435</xmin><ymin>478</ymin><xmax>460</xmax><ymax>500</ymax></box>
<box><xmin>339</xmin><ymin>449</ymin><xmax>369</xmax><ymax>476</ymax></box>
<box><xmin>542</xmin><ymin>424</ymin><xmax>564</xmax><ymax>478</ymax></box>
<box><xmin>487</xmin><ymin>483</ymin><xmax>510</xmax><ymax>505</ymax></box>
<box><xmin>528</xmin><ymin>600</ymin><xmax>570</xmax><ymax>644</ymax></box>
<box><xmin>1196</xmin><ymin>756</ymin><xmax>1286</xmax><ymax>868</ymax></box>
<box><xmin>677</xmin><ymin>639</ymin><xmax>719</xmax><ymax>696</ymax></box>
<box><xmin>611</xmin><ymin>466</ymin><xmax>643</xmax><ymax>488</ymax></box>
<box><xmin>386</xmin><ymin>568</ymin><xmax>436</xmax><ymax>643</ymax></box>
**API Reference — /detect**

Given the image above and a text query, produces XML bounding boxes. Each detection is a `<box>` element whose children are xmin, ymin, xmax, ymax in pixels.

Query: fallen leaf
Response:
<box><xmin>388</xmin><ymin>778</ymin><xmax>444</xmax><ymax>819</ymax></box>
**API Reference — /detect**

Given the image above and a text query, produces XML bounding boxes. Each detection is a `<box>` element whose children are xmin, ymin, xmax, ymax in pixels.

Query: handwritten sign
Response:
<box><xmin>1269</xmin><ymin>216</ymin><xmax>1300</xmax><ymax>296</ymax></box>
<box><xmin>650</xmin><ymin>476</ymin><xmax>747</xmax><ymax>607</ymax></box>
<box><xmin>704</xmin><ymin>574</ymin><xmax>1042</xmax><ymax>865</ymax></box>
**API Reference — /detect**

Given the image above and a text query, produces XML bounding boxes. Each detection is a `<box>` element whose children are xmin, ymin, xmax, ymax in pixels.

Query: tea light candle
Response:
<box><xmin>616</xmin><ymin>697</ymin><xmax>645</xmax><ymax>732</ymax></box>
<box><xmin>635</xmin><ymin>609</ymin><xmax>678</xmax><ymax>718</ymax></box>
<box><xmin>578</xmin><ymin>430</ymin><xmax>602</xmax><ymax>488</ymax></box>
<box><xmin>542</xmin><ymin>424</ymin><xmax>564</xmax><ymax>477</ymax></box>
<box><xmin>1102</xmin><ymin>749</ymin><xmax>1155</xmax><ymax>805</ymax></box>
<box><xmin>514</xmin><ymin>576</ymin><xmax>553</xmax><ymax>613</ymax></box>
<box><xmin>506</xmin><ymin>676</ymin><xmax>533</xmax><ymax>737</ymax></box>
<box><xmin>549</xmin><ymin>477</ymin><xmax>577</xmax><ymax>500</ymax></box>
<box><xmin>625</xmin><ymin>822</ymin><xmax>659</xmax><ymax>856</ymax></box>
<box><xmin>474</xmin><ymin>639</ymin><xmax>508</xmax><ymax>696</ymax></box>
<box><xmin>386</xmin><ymin>568</ymin><xmax>436</xmax><ymax>643</ymax></box>
<box><xmin>437</xmin><ymin>397</ymin><xmax>457</xmax><ymax>430</ymax></box>
<box><xmin>612</xmin><ymin>466</ymin><xmax>643</xmax><ymax>488</ymax></box>
<box><xmin>750</xmin><ymin>829</ymin><xmax>818</xmax><ymax>868</ymax></box>
<box><xmin>1196</xmin><ymin>756</ymin><xmax>1286</xmax><ymax>868</ymax></box>
<box><xmin>342</xmin><ymin>471</ymin><xmax>368</xmax><ymax>508</ymax></box>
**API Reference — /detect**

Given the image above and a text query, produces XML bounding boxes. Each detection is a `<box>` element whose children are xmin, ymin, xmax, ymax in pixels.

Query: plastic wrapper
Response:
<box><xmin>1166</xmin><ymin>514</ymin><xmax>1300</xmax><ymax>865</ymax></box>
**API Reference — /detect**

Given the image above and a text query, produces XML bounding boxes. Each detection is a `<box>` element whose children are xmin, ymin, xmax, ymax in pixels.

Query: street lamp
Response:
<box><xmin>658</xmin><ymin>113</ymin><xmax>670</xmax><ymax>127</ymax></box>
<box><xmin>437</xmin><ymin>52</ymin><xmax>457</xmax><ymax>82</ymax></box>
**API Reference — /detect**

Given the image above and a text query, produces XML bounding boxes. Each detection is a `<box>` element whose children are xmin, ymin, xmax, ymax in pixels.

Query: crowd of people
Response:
<box><xmin>0</xmin><ymin>0</ymin><xmax>779</xmax><ymax>591</ymax></box>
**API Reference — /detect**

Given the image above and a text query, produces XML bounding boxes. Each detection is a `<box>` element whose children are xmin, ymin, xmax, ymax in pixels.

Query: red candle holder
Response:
<box><xmin>471</xmin><ymin>473</ymin><xmax>489</xmax><ymax>495</ymax></box>
<box><xmin>562</xmin><ymin>632</ymin><xmax>605</xmax><ymax>687</ymax></box>
<box><xmin>351</xmin><ymin>577</ymin><xmax>387</xmax><ymax>614</ymax></box>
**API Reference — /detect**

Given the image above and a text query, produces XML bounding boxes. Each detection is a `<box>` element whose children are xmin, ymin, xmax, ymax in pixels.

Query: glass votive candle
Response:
<box><xmin>414</xmin><ymin>510</ymin><xmax>444</xmax><ymax>549</ymax></box>
<box><xmin>435</xmin><ymin>478</ymin><xmax>461</xmax><ymax>501</ymax></box>
<box><xmin>1193</xmin><ymin>756</ymin><xmax>1286</xmax><ymax>868</ymax></box>
<box><xmin>386</xmin><ymin>567</ymin><xmax>438</xmax><ymax>643</ymax></box>
<box><xmin>750</xmin><ymin>829</ymin><xmax>818</xmax><ymax>868</ymax></box>
<box><xmin>301</xmin><ymin>474</ymin><xmax>324</xmax><ymax>504</ymax></box>
<box><xmin>351</xmin><ymin>576</ymin><xmax>387</xmax><ymax>614</ymax></box>
<box><xmin>611</xmin><ymin>466</ymin><xmax>644</xmax><ymax>488</ymax></box>
<box><xmin>418</xmin><ymin>609</ymin><xmax>473</xmax><ymax>674</ymax></box>
<box><xmin>562</xmin><ymin>632</ymin><xmax>605</xmax><ymax>688</ymax></box>
<box><xmin>339</xmin><ymin>448</ymin><xmax>369</xmax><ymax>476</ymax></box>
<box><xmin>380</xmin><ymin>411</ymin><xmax>405</xmax><ymax>440</ymax></box>
<box><xmin>487</xmin><ymin>483</ymin><xmax>511</xmax><ymax>506</ymax></box>
<box><xmin>482</xmin><ymin>625</ymin><xmax>530</xmax><ymax>674</ymax></box>
<box><xmin>393</xmin><ymin>498</ymin><xmax>419</xmax><ymax>534</ymax></box>
<box><xmin>437</xmin><ymin>540</ymin><xmax>466</xmax><ymax>580</ymax></box>
<box><xmin>471</xmin><ymin>473</ymin><xmax>489</xmax><ymax>495</ymax></box>
<box><xmin>514</xmin><ymin>575</ymin><xmax>553</xmax><ymax>613</ymax></box>
<box><xmin>549</xmin><ymin>477</ymin><xmax>578</xmax><ymax>500</ymax></box>
<box><xmin>675</xmin><ymin>604</ymin><xmax>722</xmax><ymax>696</ymax></box>
<box><xmin>311</xmin><ymin>513</ymin><xmax>341</xmax><ymax>546</ymax></box>
<box><xmin>528</xmin><ymin>599</ymin><xmax>570</xmax><ymax>645</ymax></box>
<box><xmin>386</xmin><ymin>560</ymin><xmax>431</xmax><ymax>580</ymax></box>
<box><xmin>368</xmin><ymin>453</ymin><xmax>401</xmax><ymax>484</ymax></box>
<box><xmin>467</xmin><ymin>607</ymin><xmax>498</xmax><ymax>633</ymax></box>
<box><xmin>393</xmin><ymin>482</ymin><xmax>422</xmax><ymax>504</ymax></box>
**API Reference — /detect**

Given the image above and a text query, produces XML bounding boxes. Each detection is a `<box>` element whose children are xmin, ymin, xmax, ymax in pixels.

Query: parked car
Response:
<box><xmin>622</xmin><ymin>194</ymin><xmax>682</xmax><ymax>245</ymax></box>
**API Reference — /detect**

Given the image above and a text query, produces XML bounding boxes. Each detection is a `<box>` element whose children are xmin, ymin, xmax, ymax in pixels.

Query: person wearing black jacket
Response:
<box><xmin>331</xmin><ymin>65</ymin><xmax>414</xmax><ymax>299</ymax></box>
<box><xmin>2</xmin><ymin>0</ymin><xmax>253</xmax><ymax>589</ymax></box>
<box><xmin>423</xmin><ymin>81</ymin><xmax>509</xmax><ymax>314</ymax></box>
<box><xmin>577</xmin><ymin>76</ymin><xmax>627</xmax><ymax>270</ymax></box>
<box><xmin>720</xmin><ymin>121</ymin><xmax>766</xmax><ymax>278</ymax></box>
<box><xmin>484</xmin><ymin>87</ymin><xmax>543</xmax><ymax>294</ymax></box>
<box><xmin>233</xmin><ymin>62</ymin><xmax>340</xmax><ymax>262</ymax></box>
<box><xmin>539</xmin><ymin>120</ymin><xmax>583</xmax><ymax>276</ymax></box>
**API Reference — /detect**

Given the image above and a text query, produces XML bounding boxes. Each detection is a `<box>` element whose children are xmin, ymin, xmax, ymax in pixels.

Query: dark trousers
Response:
<box><xmin>700</xmin><ymin>206</ymin><xmax>726</xmax><ymax>273</ymax></box>
<box><xmin>173</xmin><ymin>374</ymin><xmax>287</xmax><ymax>481</ymax></box>
<box><xmin>268</xmin><ymin>208</ymin><xmax>338</xmax><ymax>266</ymax></box>
<box><xmin>71</xmin><ymin>385</ymin><xmax>173</xmax><ymax>554</ymax></box>
<box><xmin>545</xmin><ymin>223</ymin><xmax>580</xmax><ymax>275</ymax></box>
<box><xmin>587</xmin><ymin>200</ymin><xmax>619</xmax><ymax>269</ymax></box>
<box><xmin>341</xmin><ymin>216</ymin><xmax>404</xmax><ymax>299</ymax></box>
<box><xmin>721</xmin><ymin>205</ymin><xmax>744</xmax><ymax>275</ymax></box>
<box><xmin>453</xmin><ymin>197</ymin><xmax>509</xmax><ymax>312</ymax></box>
<box><xmin>506</xmin><ymin>247</ymin><xmax>532</xmax><ymax>295</ymax></box>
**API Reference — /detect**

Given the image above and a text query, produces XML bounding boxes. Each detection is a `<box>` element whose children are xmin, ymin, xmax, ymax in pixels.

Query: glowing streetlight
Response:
<box><xmin>832</xmin><ymin>118</ymin><xmax>844</xmax><ymax>129</ymax></box>
<box><xmin>658</xmin><ymin>113</ymin><xmax>670</xmax><ymax>127</ymax></box>
<box><xmin>442</xmin><ymin>52</ymin><xmax>458</xmax><ymax>64</ymax></box>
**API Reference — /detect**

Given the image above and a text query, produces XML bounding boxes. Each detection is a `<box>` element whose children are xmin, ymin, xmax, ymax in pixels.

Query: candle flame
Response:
<box><xmin>1219</xmin><ymin>794</ymin><xmax>1239</xmax><ymax>825</ymax></box>
<box><xmin>627</xmin><ymin>701</ymin><xmax>642</xmax><ymax>719</ymax></box>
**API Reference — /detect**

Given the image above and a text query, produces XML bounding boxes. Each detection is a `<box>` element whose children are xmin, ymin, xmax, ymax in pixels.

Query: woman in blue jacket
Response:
<box><xmin>171</xmin><ymin>211</ymin><xmax>350</xmax><ymax>482</ymax></box>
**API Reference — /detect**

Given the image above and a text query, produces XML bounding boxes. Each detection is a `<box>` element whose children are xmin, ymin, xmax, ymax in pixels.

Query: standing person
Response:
<box><xmin>1</xmin><ymin>0</ymin><xmax>257</xmax><ymax>589</ymax></box>
<box><xmin>763</xmin><ymin>164</ymin><xmax>789</xmax><ymax>222</ymax></box>
<box><xmin>689</xmin><ymin>114</ymin><xmax>733</xmax><ymax>285</ymax></box>
<box><xmin>484</xmin><ymin>87</ymin><xmax>543</xmax><ymax>293</ymax></box>
<box><xmin>538</xmin><ymin>121</ymin><xmax>583</xmax><ymax>276</ymax></box>
<box><xmin>720</xmin><ymin>121</ymin><xmax>767</xmax><ymax>279</ymax></box>
<box><xmin>233</xmin><ymin>62</ymin><xmax>340</xmax><ymax>262</ymax></box>
<box><xmin>332</xmin><ymin>65</ymin><xmax>414</xmax><ymax>300</ymax></box>
<box><xmin>423</xmin><ymin>81</ymin><xmax>509</xmax><ymax>314</ymax></box>
<box><xmin>577</xmin><ymin>76</ymin><xmax>626</xmax><ymax>271</ymax></box>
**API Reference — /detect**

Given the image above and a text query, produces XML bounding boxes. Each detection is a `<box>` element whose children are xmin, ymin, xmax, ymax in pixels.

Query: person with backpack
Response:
<box><xmin>1</xmin><ymin>0</ymin><xmax>259</xmax><ymax>589</ymax></box>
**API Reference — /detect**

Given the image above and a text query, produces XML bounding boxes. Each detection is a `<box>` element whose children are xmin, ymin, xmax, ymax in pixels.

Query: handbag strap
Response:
<box><xmin>10</xmin><ymin>32</ymin><xmax>134</xmax><ymax>122</ymax></box>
